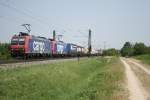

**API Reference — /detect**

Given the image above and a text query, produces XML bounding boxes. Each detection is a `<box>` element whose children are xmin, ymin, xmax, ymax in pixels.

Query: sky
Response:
<box><xmin>0</xmin><ymin>0</ymin><xmax>150</xmax><ymax>49</ymax></box>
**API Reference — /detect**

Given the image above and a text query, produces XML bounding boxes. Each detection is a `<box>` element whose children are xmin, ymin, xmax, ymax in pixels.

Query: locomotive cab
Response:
<box><xmin>10</xmin><ymin>32</ymin><xmax>52</xmax><ymax>58</ymax></box>
<box><xmin>10</xmin><ymin>32</ymin><xmax>29</xmax><ymax>57</ymax></box>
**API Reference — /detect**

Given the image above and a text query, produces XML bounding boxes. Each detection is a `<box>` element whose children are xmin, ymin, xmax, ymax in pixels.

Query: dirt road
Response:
<box><xmin>120</xmin><ymin>57</ymin><xmax>150</xmax><ymax>100</ymax></box>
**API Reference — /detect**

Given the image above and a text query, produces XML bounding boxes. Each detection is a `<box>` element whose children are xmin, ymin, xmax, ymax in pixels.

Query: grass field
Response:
<box><xmin>134</xmin><ymin>54</ymin><xmax>150</xmax><ymax>65</ymax></box>
<box><xmin>0</xmin><ymin>57</ymin><xmax>125</xmax><ymax>100</ymax></box>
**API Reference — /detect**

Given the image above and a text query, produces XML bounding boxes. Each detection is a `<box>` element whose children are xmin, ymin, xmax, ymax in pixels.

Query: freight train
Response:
<box><xmin>10</xmin><ymin>32</ymin><xmax>88</xmax><ymax>58</ymax></box>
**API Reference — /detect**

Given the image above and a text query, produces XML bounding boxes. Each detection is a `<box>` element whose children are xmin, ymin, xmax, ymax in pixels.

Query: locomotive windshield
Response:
<box><xmin>11</xmin><ymin>38</ymin><xmax>25</xmax><ymax>45</ymax></box>
<box><xmin>18</xmin><ymin>38</ymin><xmax>25</xmax><ymax>45</ymax></box>
<box><xmin>11</xmin><ymin>38</ymin><xmax>18</xmax><ymax>45</ymax></box>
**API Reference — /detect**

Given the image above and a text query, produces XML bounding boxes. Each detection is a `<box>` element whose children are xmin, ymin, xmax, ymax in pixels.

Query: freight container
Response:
<box><xmin>56</xmin><ymin>41</ymin><xmax>64</xmax><ymax>54</ymax></box>
<box><xmin>51</xmin><ymin>40</ymin><xmax>57</xmax><ymax>55</ymax></box>
<box><xmin>83</xmin><ymin>48</ymin><xmax>88</xmax><ymax>54</ymax></box>
<box><xmin>28</xmin><ymin>36</ymin><xmax>51</xmax><ymax>54</ymax></box>
<box><xmin>77</xmin><ymin>46</ymin><xmax>84</xmax><ymax>53</ymax></box>
<box><xmin>64</xmin><ymin>43</ymin><xmax>77</xmax><ymax>55</ymax></box>
<box><xmin>63</xmin><ymin>43</ymin><xmax>69</xmax><ymax>54</ymax></box>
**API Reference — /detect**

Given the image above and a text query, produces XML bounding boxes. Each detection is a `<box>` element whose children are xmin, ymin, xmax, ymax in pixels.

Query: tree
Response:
<box><xmin>134</xmin><ymin>42</ymin><xmax>147</xmax><ymax>55</ymax></box>
<box><xmin>145</xmin><ymin>46</ymin><xmax>150</xmax><ymax>54</ymax></box>
<box><xmin>121</xmin><ymin>42</ymin><xmax>134</xmax><ymax>57</ymax></box>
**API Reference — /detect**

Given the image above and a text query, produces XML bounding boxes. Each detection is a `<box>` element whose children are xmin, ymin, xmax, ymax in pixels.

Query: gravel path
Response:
<box><xmin>120</xmin><ymin>57</ymin><xmax>149</xmax><ymax>100</ymax></box>
<box><xmin>127</xmin><ymin>59</ymin><xmax>150</xmax><ymax>75</ymax></box>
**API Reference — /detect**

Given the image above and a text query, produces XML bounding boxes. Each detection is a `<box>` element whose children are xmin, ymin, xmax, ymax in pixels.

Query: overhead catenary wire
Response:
<box><xmin>0</xmin><ymin>1</ymin><xmax>54</xmax><ymax>31</ymax></box>
<box><xmin>0</xmin><ymin>1</ymin><xmax>76</xmax><ymax>38</ymax></box>
<box><xmin>0</xmin><ymin>15</ymin><xmax>21</xmax><ymax>23</ymax></box>
<box><xmin>0</xmin><ymin>15</ymin><xmax>35</xmax><ymax>26</ymax></box>
<box><xmin>0</xmin><ymin>0</ymin><xmax>89</xmax><ymax>36</ymax></box>
<box><xmin>0</xmin><ymin>0</ymin><xmax>75</xmax><ymax>32</ymax></box>
<box><xmin>4</xmin><ymin>0</ymin><xmax>52</xmax><ymax>26</ymax></box>
<box><xmin>0</xmin><ymin>1</ymin><xmax>93</xmax><ymax>48</ymax></box>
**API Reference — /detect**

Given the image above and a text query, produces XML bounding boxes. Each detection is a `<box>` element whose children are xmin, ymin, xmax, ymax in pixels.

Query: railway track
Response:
<box><xmin>0</xmin><ymin>57</ymin><xmax>88</xmax><ymax>69</ymax></box>
<box><xmin>0</xmin><ymin>54</ymin><xmax>99</xmax><ymax>65</ymax></box>
<box><xmin>0</xmin><ymin>57</ymin><xmax>77</xmax><ymax>65</ymax></box>
<box><xmin>0</xmin><ymin>56</ymin><xmax>98</xmax><ymax>69</ymax></box>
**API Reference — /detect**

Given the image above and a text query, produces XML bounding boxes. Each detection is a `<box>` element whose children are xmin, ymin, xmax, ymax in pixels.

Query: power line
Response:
<box><xmin>0</xmin><ymin>15</ymin><xmax>21</xmax><ymax>23</ymax></box>
<box><xmin>103</xmin><ymin>41</ymin><xmax>106</xmax><ymax>50</ymax></box>
<box><xmin>0</xmin><ymin>1</ymin><xmax>51</xmax><ymax>29</ymax></box>
<box><xmin>10</xmin><ymin>0</ymin><xmax>50</xmax><ymax>24</ymax></box>
<box><xmin>0</xmin><ymin>1</ymin><xmax>76</xmax><ymax>36</ymax></box>
<box><xmin>0</xmin><ymin>0</ymin><xmax>93</xmax><ymax>46</ymax></box>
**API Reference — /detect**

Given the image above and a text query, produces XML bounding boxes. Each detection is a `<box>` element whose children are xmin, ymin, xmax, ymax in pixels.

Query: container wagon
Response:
<box><xmin>56</xmin><ymin>41</ymin><xmax>65</xmax><ymax>57</ymax></box>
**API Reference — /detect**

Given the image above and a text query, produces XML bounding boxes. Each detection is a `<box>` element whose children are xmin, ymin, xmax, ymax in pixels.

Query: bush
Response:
<box><xmin>0</xmin><ymin>43</ymin><xmax>11</xmax><ymax>59</ymax></box>
<box><xmin>103</xmin><ymin>48</ymin><xmax>119</xmax><ymax>56</ymax></box>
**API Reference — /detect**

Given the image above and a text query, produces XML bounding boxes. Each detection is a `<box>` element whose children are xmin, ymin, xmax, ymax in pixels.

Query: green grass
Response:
<box><xmin>0</xmin><ymin>57</ymin><xmax>125</xmax><ymax>100</ymax></box>
<box><xmin>134</xmin><ymin>54</ymin><xmax>150</xmax><ymax>65</ymax></box>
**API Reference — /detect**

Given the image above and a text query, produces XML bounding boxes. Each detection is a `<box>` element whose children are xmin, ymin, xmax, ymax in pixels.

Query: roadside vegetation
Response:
<box><xmin>120</xmin><ymin>42</ymin><xmax>150</xmax><ymax>64</ymax></box>
<box><xmin>103</xmin><ymin>48</ymin><xmax>119</xmax><ymax>56</ymax></box>
<box><xmin>120</xmin><ymin>42</ymin><xmax>150</xmax><ymax>57</ymax></box>
<box><xmin>0</xmin><ymin>43</ymin><xmax>11</xmax><ymax>60</ymax></box>
<box><xmin>134</xmin><ymin>54</ymin><xmax>150</xmax><ymax>65</ymax></box>
<box><xmin>0</xmin><ymin>57</ymin><xmax>125</xmax><ymax>100</ymax></box>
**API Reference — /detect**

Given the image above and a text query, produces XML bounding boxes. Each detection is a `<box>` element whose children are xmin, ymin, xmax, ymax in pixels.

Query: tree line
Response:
<box><xmin>120</xmin><ymin>42</ymin><xmax>150</xmax><ymax>57</ymax></box>
<box><xmin>103</xmin><ymin>42</ymin><xmax>150</xmax><ymax>57</ymax></box>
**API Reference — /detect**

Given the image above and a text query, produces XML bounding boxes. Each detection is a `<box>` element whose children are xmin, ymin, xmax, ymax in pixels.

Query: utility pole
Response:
<box><xmin>102</xmin><ymin>41</ymin><xmax>106</xmax><ymax>56</ymax></box>
<box><xmin>21</xmin><ymin>24</ymin><xmax>31</xmax><ymax>33</ymax></box>
<box><xmin>88</xmin><ymin>29</ymin><xmax>92</xmax><ymax>54</ymax></box>
<box><xmin>53</xmin><ymin>30</ymin><xmax>56</xmax><ymax>41</ymax></box>
<box><xmin>103</xmin><ymin>41</ymin><xmax>106</xmax><ymax>50</ymax></box>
